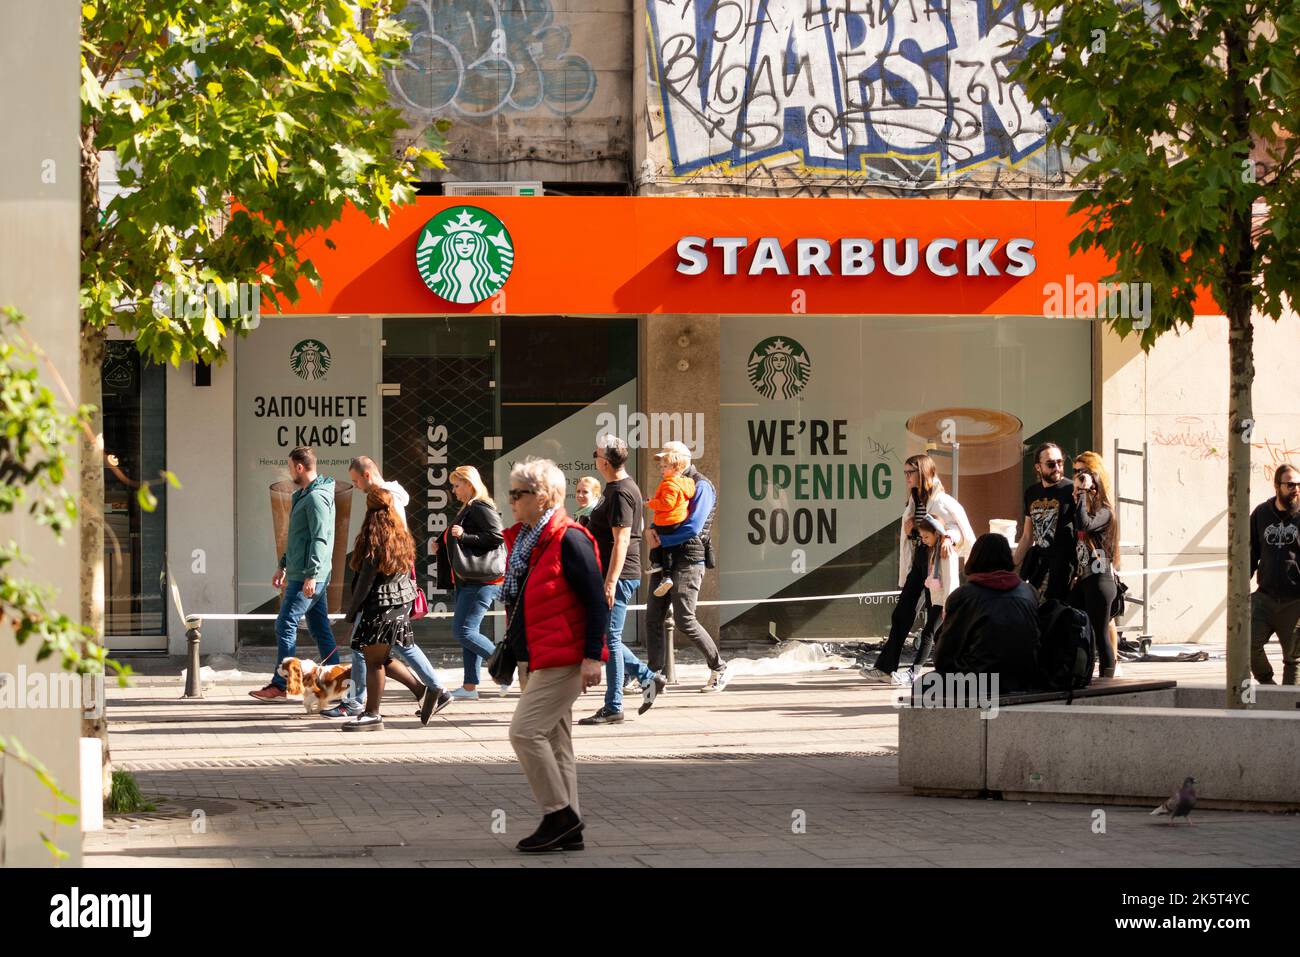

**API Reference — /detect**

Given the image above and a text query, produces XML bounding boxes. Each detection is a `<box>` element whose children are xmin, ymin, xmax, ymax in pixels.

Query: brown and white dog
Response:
<box><xmin>276</xmin><ymin>657</ymin><xmax>353</xmax><ymax>714</ymax></box>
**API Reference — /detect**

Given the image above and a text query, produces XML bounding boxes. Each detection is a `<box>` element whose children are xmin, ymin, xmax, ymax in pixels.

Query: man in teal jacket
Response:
<box><xmin>250</xmin><ymin>446</ymin><xmax>340</xmax><ymax>699</ymax></box>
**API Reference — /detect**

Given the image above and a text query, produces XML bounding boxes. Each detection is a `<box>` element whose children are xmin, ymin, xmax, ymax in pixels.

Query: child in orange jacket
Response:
<box><xmin>646</xmin><ymin>451</ymin><xmax>696</xmax><ymax>597</ymax></box>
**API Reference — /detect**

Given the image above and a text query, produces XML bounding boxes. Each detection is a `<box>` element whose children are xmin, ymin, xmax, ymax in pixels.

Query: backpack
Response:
<box><xmin>1035</xmin><ymin>599</ymin><xmax>1094</xmax><ymax>695</ymax></box>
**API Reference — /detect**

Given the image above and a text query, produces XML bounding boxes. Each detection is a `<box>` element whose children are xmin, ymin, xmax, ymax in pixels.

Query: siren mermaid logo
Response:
<box><xmin>415</xmin><ymin>207</ymin><xmax>514</xmax><ymax>303</ymax></box>
<box><xmin>290</xmin><ymin>339</ymin><xmax>331</xmax><ymax>382</ymax></box>
<box><xmin>747</xmin><ymin>337</ymin><xmax>811</xmax><ymax>400</ymax></box>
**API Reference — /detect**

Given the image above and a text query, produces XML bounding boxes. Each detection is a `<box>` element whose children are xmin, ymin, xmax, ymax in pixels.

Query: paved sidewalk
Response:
<box><xmin>86</xmin><ymin>650</ymin><xmax>1300</xmax><ymax>867</ymax></box>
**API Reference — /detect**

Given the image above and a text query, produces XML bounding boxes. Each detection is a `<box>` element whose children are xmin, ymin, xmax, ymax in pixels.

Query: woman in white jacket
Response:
<box><xmin>863</xmin><ymin>453</ymin><xmax>974</xmax><ymax>685</ymax></box>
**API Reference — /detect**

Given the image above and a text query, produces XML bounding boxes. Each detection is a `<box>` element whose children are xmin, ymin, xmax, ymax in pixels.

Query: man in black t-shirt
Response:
<box><xmin>1013</xmin><ymin>442</ymin><xmax>1075</xmax><ymax>602</ymax></box>
<box><xmin>579</xmin><ymin>436</ymin><xmax>666</xmax><ymax>724</ymax></box>
<box><xmin>1249</xmin><ymin>463</ymin><xmax>1300</xmax><ymax>684</ymax></box>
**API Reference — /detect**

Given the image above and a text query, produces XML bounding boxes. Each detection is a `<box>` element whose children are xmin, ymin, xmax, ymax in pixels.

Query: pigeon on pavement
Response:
<box><xmin>1151</xmin><ymin>776</ymin><xmax>1197</xmax><ymax>825</ymax></box>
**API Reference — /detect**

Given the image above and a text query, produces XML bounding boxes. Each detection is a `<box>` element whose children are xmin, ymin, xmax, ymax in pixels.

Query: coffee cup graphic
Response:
<box><xmin>270</xmin><ymin>479</ymin><xmax>355</xmax><ymax>613</ymax></box>
<box><xmin>905</xmin><ymin>409</ymin><xmax>1024</xmax><ymax>545</ymax></box>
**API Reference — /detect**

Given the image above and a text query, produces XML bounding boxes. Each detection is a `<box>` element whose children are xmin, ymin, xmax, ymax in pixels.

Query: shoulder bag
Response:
<box><xmin>448</xmin><ymin>504</ymin><xmax>507</xmax><ymax>583</ymax></box>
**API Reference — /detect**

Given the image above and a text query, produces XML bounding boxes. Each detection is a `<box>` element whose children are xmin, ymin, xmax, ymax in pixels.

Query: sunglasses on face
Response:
<box><xmin>1042</xmin><ymin>459</ymin><xmax>1064</xmax><ymax>467</ymax></box>
<box><xmin>904</xmin><ymin>468</ymin><xmax>919</xmax><ymax>476</ymax></box>
<box><xmin>1281</xmin><ymin>481</ymin><xmax>1300</xmax><ymax>491</ymax></box>
<box><xmin>508</xmin><ymin>489</ymin><xmax>534</xmax><ymax>502</ymax></box>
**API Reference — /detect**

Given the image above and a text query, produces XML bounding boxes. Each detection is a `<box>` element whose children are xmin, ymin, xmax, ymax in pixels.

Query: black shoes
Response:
<box><xmin>578</xmin><ymin>706</ymin><xmax>625</xmax><ymax>725</ymax></box>
<box><xmin>516</xmin><ymin>806</ymin><xmax>584</xmax><ymax>852</ymax></box>
<box><xmin>639</xmin><ymin>672</ymin><xmax>667</xmax><ymax>715</ymax></box>
<box><xmin>419</xmin><ymin>686</ymin><xmax>454</xmax><ymax>725</ymax></box>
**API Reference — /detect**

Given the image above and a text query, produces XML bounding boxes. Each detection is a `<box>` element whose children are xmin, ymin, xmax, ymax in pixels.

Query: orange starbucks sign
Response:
<box><xmin>271</xmin><ymin>196</ymin><xmax>1220</xmax><ymax>317</ymax></box>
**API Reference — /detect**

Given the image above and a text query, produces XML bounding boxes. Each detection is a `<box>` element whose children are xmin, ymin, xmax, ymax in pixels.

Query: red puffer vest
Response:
<box><xmin>504</xmin><ymin>509</ymin><xmax>608</xmax><ymax>670</ymax></box>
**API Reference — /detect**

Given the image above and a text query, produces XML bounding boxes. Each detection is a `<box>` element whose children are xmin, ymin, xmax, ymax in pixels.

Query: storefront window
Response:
<box><xmin>382</xmin><ymin>315</ymin><xmax>637</xmax><ymax>641</ymax></box>
<box><xmin>101</xmin><ymin>341</ymin><xmax>168</xmax><ymax>640</ymax></box>
<box><xmin>718</xmin><ymin>315</ymin><xmax>1092</xmax><ymax>643</ymax></box>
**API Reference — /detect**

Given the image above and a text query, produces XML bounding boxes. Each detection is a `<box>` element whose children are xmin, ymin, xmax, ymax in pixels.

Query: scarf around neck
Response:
<box><xmin>502</xmin><ymin>507</ymin><xmax>556</xmax><ymax>603</ymax></box>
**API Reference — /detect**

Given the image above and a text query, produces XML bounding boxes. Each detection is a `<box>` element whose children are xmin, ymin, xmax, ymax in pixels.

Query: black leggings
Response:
<box><xmin>1069</xmin><ymin>574</ymin><xmax>1117</xmax><ymax>676</ymax></box>
<box><xmin>876</xmin><ymin>545</ymin><xmax>941</xmax><ymax>674</ymax></box>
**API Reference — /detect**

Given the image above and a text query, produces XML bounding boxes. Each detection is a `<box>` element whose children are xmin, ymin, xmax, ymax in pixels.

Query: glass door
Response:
<box><xmin>102</xmin><ymin>340</ymin><xmax>169</xmax><ymax>650</ymax></box>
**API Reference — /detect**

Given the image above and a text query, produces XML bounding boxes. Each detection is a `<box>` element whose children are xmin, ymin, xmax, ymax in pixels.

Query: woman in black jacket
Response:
<box><xmin>433</xmin><ymin>466</ymin><xmax>506</xmax><ymax>699</ymax></box>
<box><xmin>1067</xmin><ymin>454</ymin><xmax>1119</xmax><ymax>678</ymax></box>
<box><xmin>342</xmin><ymin>486</ymin><xmax>431</xmax><ymax>732</ymax></box>
<box><xmin>932</xmin><ymin>533</ymin><xmax>1039</xmax><ymax>694</ymax></box>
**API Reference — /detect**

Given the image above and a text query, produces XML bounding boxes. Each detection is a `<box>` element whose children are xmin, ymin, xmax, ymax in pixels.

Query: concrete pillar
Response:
<box><xmin>0</xmin><ymin>0</ymin><xmax>84</xmax><ymax>866</ymax></box>
<box><xmin>165</xmin><ymin>360</ymin><xmax>237</xmax><ymax>655</ymax></box>
<box><xmin>639</xmin><ymin>314</ymin><xmax>723</xmax><ymax>644</ymax></box>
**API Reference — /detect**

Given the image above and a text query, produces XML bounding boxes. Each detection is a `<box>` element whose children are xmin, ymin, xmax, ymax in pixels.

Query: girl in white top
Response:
<box><xmin>864</xmin><ymin>453</ymin><xmax>975</xmax><ymax>685</ymax></box>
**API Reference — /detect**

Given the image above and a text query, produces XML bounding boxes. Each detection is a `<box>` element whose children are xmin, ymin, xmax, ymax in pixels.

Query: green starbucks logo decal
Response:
<box><xmin>415</xmin><ymin>207</ymin><xmax>515</xmax><ymax>304</ymax></box>
<box><xmin>747</xmin><ymin>337</ymin><xmax>811</xmax><ymax>400</ymax></box>
<box><xmin>290</xmin><ymin>339</ymin><xmax>331</xmax><ymax>381</ymax></box>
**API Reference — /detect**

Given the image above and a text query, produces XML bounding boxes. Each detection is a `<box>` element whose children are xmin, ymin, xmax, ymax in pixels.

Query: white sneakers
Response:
<box><xmin>700</xmin><ymin>664</ymin><xmax>730</xmax><ymax>693</ymax></box>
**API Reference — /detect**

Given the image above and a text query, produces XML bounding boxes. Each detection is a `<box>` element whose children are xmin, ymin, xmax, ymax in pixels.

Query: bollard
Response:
<box><xmin>663</xmin><ymin>614</ymin><xmax>676</xmax><ymax>685</ymax></box>
<box><xmin>183</xmin><ymin>615</ymin><xmax>204</xmax><ymax>698</ymax></box>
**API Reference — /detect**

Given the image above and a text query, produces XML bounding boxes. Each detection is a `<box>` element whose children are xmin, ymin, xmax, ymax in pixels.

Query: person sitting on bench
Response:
<box><xmin>932</xmin><ymin>533</ymin><xmax>1040</xmax><ymax>696</ymax></box>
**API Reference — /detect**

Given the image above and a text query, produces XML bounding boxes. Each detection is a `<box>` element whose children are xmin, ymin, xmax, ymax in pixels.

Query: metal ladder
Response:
<box><xmin>1114</xmin><ymin>439</ymin><xmax>1152</xmax><ymax>645</ymax></box>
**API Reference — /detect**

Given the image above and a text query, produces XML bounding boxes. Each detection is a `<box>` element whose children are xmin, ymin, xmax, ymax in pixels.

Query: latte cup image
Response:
<box><xmin>905</xmin><ymin>408</ymin><xmax>1024</xmax><ymax>544</ymax></box>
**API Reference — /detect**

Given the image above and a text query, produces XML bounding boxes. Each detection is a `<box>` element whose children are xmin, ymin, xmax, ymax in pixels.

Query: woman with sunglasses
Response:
<box><xmin>863</xmin><ymin>453</ymin><xmax>975</xmax><ymax>685</ymax></box>
<box><xmin>501</xmin><ymin>458</ymin><xmax>607</xmax><ymax>852</ymax></box>
<box><xmin>433</xmin><ymin>465</ymin><xmax>507</xmax><ymax>700</ymax></box>
<box><xmin>1068</xmin><ymin>452</ymin><xmax>1120</xmax><ymax>678</ymax></box>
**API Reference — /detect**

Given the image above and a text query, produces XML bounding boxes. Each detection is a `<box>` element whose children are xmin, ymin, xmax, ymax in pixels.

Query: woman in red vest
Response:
<box><xmin>502</xmin><ymin>458</ymin><xmax>607</xmax><ymax>853</ymax></box>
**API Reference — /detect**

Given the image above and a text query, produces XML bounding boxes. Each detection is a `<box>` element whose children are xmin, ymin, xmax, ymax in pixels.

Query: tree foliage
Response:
<box><xmin>1014</xmin><ymin>0</ymin><xmax>1300</xmax><ymax>345</ymax></box>
<box><xmin>80</xmin><ymin>0</ymin><xmax>445</xmax><ymax>365</ymax></box>
<box><xmin>0</xmin><ymin>307</ymin><xmax>120</xmax><ymax>677</ymax></box>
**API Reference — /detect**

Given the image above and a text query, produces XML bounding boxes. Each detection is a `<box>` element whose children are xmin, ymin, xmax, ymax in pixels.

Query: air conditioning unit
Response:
<box><xmin>443</xmin><ymin>181</ymin><xmax>543</xmax><ymax>197</ymax></box>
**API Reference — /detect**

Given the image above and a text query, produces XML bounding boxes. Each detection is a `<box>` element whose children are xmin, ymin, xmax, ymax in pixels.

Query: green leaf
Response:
<box><xmin>39</xmin><ymin>811</ymin><xmax>81</xmax><ymax>827</ymax></box>
<box><xmin>41</xmin><ymin>835</ymin><xmax>70</xmax><ymax>862</ymax></box>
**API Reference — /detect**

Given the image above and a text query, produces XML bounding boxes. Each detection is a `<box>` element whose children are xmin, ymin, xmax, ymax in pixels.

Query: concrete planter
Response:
<box><xmin>900</xmin><ymin>685</ymin><xmax>1300</xmax><ymax>810</ymax></box>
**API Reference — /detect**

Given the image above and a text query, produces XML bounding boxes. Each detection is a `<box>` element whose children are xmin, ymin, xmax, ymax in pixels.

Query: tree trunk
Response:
<box><xmin>1223</xmin><ymin>21</ymin><xmax>1256</xmax><ymax>710</ymax></box>
<box><xmin>1225</xmin><ymin>312</ymin><xmax>1254</xmax><ymax>709</ymax></box>
<box><xmin>80</xmin><ymin>325</ymin><xmax>112</xmax><ymax>799</ymax></box>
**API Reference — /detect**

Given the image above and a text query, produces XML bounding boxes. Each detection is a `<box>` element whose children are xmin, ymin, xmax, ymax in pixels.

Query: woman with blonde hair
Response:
<box><xmin>1069</xmin><ymin>451</ymin><xmax>1121</xmax><ymax>678</ymax></box>
<box><xmin>342</xmin><ymin>487</ymin><xmax>424</xmax><ymax>732</ymax></box>
<box><xmin>433</xmin><ymin>465</ymin><xmax>507</xmax><ymax>698</ymax></box>
<box><xmin>1073</xmin><ymin>450</ymin><xmax>1121</xmax><ymax>667</ymax></box>
<box><xmin>863</xmin><ymin>453</ymin><xmax>975</xmax><ymax>685</ymax></box>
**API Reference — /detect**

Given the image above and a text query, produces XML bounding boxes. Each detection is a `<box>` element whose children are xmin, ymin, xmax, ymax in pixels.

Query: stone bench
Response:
<box><xmin>898</xmin><ymin>681</ymin><xmax>1300</xmax><ymax>809</ymax></box>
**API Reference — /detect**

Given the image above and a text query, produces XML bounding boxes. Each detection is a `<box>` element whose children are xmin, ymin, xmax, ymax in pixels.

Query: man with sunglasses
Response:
<box><xmin>1249</xmin><ymin>463</ymin><xmax>1300</xmax><ymax>684</ymax></box>
<box><xmin>1013</xmin><ymin>442</ymin><xmax>1075</xmax><ymax>603</ymax></box>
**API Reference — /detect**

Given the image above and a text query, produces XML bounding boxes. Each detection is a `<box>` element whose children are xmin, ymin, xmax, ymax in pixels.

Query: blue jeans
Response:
<box><xmin>454</xmin><ymin>583</ymin><xmax>500</xmax><ymax>686</ymax></box>
<box><xmin>272</xmin><ymin>579</ymin><xmax>338</xmax><ymax>689</ymax></box>
<box><xmin>344</xmin><ymin>639</ymin><xmax>443</xmax><ymax>710</ymax></box>
<box><xmin>606</xmin><ymin>579</ymin><xmax>651</xmax><ymax>712</ymax></box>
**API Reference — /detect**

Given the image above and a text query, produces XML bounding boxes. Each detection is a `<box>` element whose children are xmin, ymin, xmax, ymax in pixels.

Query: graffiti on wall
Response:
<box><xmin>1151</xmin><ymin>416</ymin><xmax>1300</xmax><ymax>483</ymax></box>
<box><xmin>388</xmin><ymin>0</ymin><xmax>597</xmax><ymax>118</ymax></box>
<box><xmin>647</xmin><ymin>0</ymin><xmax>1057</xmax><ymax>182</ymax></box>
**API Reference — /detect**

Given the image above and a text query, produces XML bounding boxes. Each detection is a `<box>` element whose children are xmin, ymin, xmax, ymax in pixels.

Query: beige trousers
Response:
<box><xmin>508</xmin><ymin>663</ymin><xmax>582</xmax><ymax>816</ymax></box>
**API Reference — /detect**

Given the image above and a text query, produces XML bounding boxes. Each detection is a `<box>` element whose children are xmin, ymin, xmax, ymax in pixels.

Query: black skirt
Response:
<box><xmin>349</xmin><ymin>601</ymin><xmax>415</xmax><ymax>649</ymax></box>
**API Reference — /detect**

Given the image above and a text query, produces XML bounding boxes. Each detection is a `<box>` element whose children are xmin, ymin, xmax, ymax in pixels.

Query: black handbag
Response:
<box><xmin>448</xmin><ymin>505</ymin><xmax>507</xmax><ymax>583</ymax></box>
<box><xmin>1110</xmin><ymin>575</ymin><xmax>1128</xmax><ymax>620</ymax></box>
<box><xmin>485</xmin><ymin>634</ymin><xmax>515</xmax><ymax>684</ymax></box>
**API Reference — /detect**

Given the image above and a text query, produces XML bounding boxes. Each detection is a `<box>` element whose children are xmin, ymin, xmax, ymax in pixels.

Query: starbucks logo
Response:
<box><xmin>747</xmin><ymin>337</ymin><xmax>811</xmax><ymax>401</ymax></box>
<box><xmin>290</xmin><ymin>339</ymin><xmax>331</xmax><ymax>382</ymax></box>
<box><xmin>415</xmin><ymin>207</ymin><xmax>515</xmax><ymax>304</ymax></box>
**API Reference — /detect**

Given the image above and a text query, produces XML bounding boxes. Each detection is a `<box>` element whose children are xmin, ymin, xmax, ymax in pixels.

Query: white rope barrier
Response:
<box><xmin>191</xmin><ymin>561</ymin><xmax>1231</xmax><ymax>621</ymax></box>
